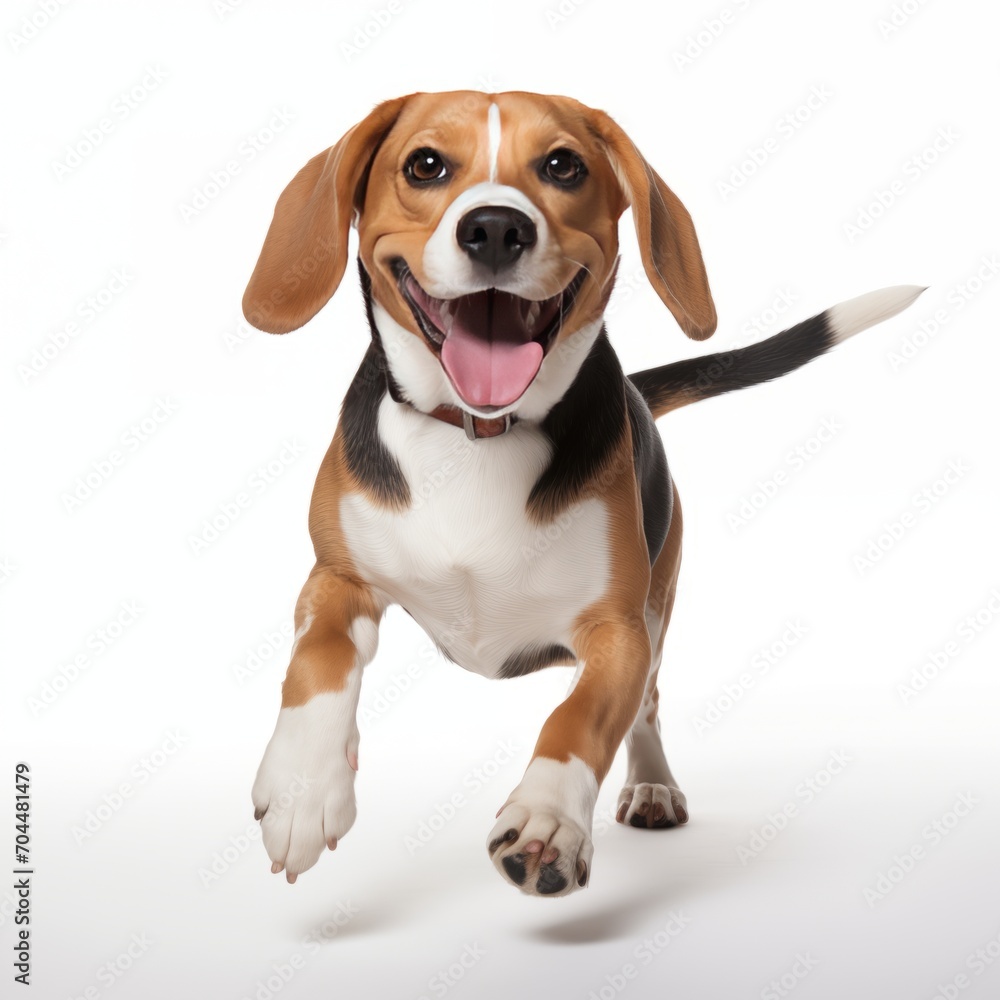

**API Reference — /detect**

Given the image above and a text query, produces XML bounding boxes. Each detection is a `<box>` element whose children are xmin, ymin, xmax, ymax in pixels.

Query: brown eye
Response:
<box><xmin>540</xmin><ymin>148</ymin><xmax>587</xmax><ymax>188</ymax></box>
<box><xmin>404</xmin><ymin>148</ymin><xmax>448</xmax><ymax>184</ymax></box>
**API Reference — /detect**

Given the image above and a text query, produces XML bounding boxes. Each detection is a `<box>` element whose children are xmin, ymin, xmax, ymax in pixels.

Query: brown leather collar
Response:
<box><xmin>427</xmin><ymin>404</ymin><xmax>517</xmax><ymax>440</ymax></box>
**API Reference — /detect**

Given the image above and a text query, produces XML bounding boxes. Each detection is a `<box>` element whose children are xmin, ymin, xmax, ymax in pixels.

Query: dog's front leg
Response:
<box><xmin>252</xmin><ymin>566</ymin><xmax>381</xmax><ymax>882</ymax></box>
<box><xmin>488</xmin><ymin>617</ymin><xmax>650</xmax><ymax>897</ymax></box>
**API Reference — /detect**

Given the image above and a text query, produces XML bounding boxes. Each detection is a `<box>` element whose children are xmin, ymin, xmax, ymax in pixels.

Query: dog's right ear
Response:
<box><xmin>242</xmin><ymin>96</ymin><xmax>408</xmax><ymax>334</ymax></box>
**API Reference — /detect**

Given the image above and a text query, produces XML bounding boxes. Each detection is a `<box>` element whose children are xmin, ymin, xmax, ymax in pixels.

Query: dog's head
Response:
<box><xmin>243</xmin><ymin>91</ymin><xmax>715</xmax><ymax>420</ymax></box>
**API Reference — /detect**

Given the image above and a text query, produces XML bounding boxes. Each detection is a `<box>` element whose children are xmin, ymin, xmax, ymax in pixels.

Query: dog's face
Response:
<box><xmin>243</xmin><ymin>91</ymin><xmax>716</xmax><ymax>418</ymax></box>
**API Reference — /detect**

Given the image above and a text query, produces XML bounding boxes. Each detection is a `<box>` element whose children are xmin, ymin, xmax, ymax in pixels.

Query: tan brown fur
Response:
<box><xmin>280</xmin><ymin>431</ymin><xmax>382</xmax><ymax>707</ymax></box>
<box><xmin>244</xmin><ymin>90</ymin><xmax>714</xmax><ymax>349</ymax></box>
<box><xmin>531</xmin><ymin>424</ymin><xmax>653</xmax><ymax>780</ymax></box>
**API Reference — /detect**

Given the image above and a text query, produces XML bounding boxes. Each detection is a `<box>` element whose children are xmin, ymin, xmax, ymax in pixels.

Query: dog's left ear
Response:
<box><xmin>590</xmin><ymin>110</ymin><xmax>717</xmax><ymax>340</ymax></box>
<box><xmin>243</xmin><ymin>96</ymin><xmax>408</xmax><ymax>334</ymax></box>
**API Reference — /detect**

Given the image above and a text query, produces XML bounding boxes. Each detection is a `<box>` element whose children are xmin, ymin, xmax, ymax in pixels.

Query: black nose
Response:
<box><xmin>456</xmin><ymin>206</ymin><xmax>537</xmax><ymax>272</ymax></box>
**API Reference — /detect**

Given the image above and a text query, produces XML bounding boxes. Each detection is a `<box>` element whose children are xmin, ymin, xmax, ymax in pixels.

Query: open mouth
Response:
<box><xmin>392</xmin><ymin>260</ymin><xmax>586</xmax><ymax>409</ymax></box>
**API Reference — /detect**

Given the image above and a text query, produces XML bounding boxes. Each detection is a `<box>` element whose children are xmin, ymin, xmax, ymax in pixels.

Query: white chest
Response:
<box><xmin>339</xmin><ymin>397</ymin><xmax>609</xmax><ymax>677</ymax></box>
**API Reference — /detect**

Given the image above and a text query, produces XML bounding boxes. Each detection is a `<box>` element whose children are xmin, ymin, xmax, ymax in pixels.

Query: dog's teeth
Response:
<box><xmin>526</xmin><ymin>301</ymin><xmax>541</xmax><ymax>330</ymax></box>
<box><xmin>439</xmin><ymin>300</ymin><xmax>453</xmax><ymax>334</ymax></box>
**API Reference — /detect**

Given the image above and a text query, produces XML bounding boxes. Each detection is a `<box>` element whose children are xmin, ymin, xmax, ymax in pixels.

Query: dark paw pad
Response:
<box><xmin>502</xmin><ymin>853</ymin><xmax>527</xmax><ymax>885</ymax></box>
<box><xmin>536</xmin><ymin>864</ymin><xmax>568</xmax><ymax>895</ymax></box>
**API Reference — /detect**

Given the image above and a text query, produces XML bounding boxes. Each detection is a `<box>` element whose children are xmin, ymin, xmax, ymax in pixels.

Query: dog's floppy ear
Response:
<box><xmin>590</xmin><ymin>110</ymin><xmax>716</xmax><ymax>340</ymax></box>
<box><xmin>243</xmin><ymin>97</ymin><xmax>407</xmax><ymax>334</ymax></box>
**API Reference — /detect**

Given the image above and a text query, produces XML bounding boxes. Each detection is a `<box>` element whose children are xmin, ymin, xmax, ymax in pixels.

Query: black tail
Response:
<box><xmin>629</xmin><ymin>285</ymin><xmax>924</xmax><ymax>419</ymax></box>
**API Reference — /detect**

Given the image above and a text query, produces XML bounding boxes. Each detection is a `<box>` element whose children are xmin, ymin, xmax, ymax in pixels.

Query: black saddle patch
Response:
<box><xmin>625</xmin><ymin>378</ymin><xmax>672</xmax><ymax>563</ymax></box>
<box><xmin>528</xmin><ymin>330</ymin><xmax>627</xmax><ymax>519</ymax></box>
<box><xmin>529</xmin><ymin>329</ymin><xmax>671</xmax><ymax>563</ymax></box>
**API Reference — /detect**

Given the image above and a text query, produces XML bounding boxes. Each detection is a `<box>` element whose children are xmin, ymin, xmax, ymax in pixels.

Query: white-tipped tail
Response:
<box><xmin>827</xmin><ymin>285</ymin><xmax>926</xmax><ymax>343</ymax></box>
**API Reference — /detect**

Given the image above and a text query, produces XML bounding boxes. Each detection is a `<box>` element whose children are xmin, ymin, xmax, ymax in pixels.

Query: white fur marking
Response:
<box><xmin>421</xmin><ymin>182</ymin><xmax>559</xmax><ymax>300</ymax></box>
<box><xmin>507</xmin><ymin>755</ymin><xmax>599</xmax><ymax>822</ymax></box>
<box><xmin>487</xmin><ymin>102</ymin><xmax>501</xmax><ymax>183</ymax></box>
<box><xmin>347</xmin><ymin>617</ymin><xmax>379</xmax><ymax>667</ymax></box>
<box><xmin>290</xmin><ymin>612</ymin><xmax>315</xmax><ymax>657</ymax></box>
<box><xmin>252</xmin><ymin>686</ymin><xmax>361</xmax><ymax>875</ymax></box>
<box><xmin>340</xmin><ymin>398</ymin><xmax>610</xmax><ymax>678</ymax></box>
<box><xmin>827</xmin><ymin>285</ymin><xmax>926</xmax><ymax>343</ymax></box>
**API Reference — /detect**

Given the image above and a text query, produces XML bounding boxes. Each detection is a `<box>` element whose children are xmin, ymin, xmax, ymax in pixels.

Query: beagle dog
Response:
<box><xmin>242</xmin><ymin>90</ymin><xmax>921</xmax><ymax>897</ymax></box>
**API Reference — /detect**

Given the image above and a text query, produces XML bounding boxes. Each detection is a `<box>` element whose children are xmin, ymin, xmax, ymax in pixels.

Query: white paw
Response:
<box><xmin>487</xmin><ymin>756</ymin><xmax>597</xmax><ymax>897</ymax></box>
<box><xmin>251</xmin><ymin>694</ymin><xmax>359</xmax><ymax>882</ymax></box>
<box><xmin>617</xmin><ymin>782</ymin><xmax>688</xmax><ymax>829</ymax></box>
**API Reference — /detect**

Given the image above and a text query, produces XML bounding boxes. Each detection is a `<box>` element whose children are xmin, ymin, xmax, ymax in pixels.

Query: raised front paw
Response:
<box><xmin>251</xmin><ymin>699</ymin><xmax>359</xmax><ymax>882</ymax></box>
<box><xmin>487</xmin><ymin>757</ymin><xmax>598</xmax><ymax>897</ymax></box>
<box><xmin>488</xmin><ymin>805</ymin><xmax>592</xmax><ymax>896</ymax></box>
<box><xmin>616</xmin><ymin>782</ymin><xmax>688</xmax><ymax>829</ymax></box>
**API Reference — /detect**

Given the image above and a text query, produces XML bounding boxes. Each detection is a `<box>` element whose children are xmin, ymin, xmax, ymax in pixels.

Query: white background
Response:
<box><xmin>3</xmin><ymin>0</ymin><xmax>999</xmax><ymax>997</ymax></box>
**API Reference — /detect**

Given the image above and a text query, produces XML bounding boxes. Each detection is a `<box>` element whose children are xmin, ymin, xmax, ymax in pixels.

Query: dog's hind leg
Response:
<box><xmin>617</xmin><ymin>482</ymin><xmax>689</xmax><ymax>829</ymax></box>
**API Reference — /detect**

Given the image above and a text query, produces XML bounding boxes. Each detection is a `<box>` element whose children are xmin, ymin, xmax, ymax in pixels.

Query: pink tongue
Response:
<box><xmin>440</xmin><ymin>292</ymin><xmax>543</xmax><ymax>408</ymax></box>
